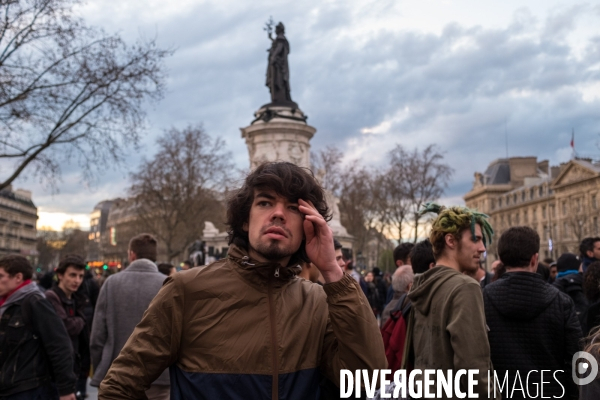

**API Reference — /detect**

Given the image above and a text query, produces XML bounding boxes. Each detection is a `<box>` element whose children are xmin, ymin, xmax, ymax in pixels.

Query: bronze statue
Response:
<box><xmin>265</xmin><ymin>21</ymin><xmax>295</xmax><ymax>106</ymax></box>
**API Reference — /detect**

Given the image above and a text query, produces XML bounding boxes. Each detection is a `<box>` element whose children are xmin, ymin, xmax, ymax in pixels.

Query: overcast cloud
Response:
<box><xmin>13</xmin><ymin>0</ymin><xmax>600</xmax><ymax>230</ymax></box>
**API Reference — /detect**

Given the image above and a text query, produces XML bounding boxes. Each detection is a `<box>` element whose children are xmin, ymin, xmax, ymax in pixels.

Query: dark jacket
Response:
<box><xmin>484</xmin><ymin>272</ymin><xmax>583</xmax><ymax>400</ymax></box>
<box><xmin>554</xmin><ymin>272</ymin><xmax>588</xmax><ymax>328</ymax></box>
<box><xmin>0</xmin><ymin>284</ymin><xmax>76</xmax><ymax>396</ymax></box>
<box><xmin>45</xmin><ymin>284</ymin><xmax>91</xmax><ymax>376</ymax></box>
<box><xmin>99</xmin><ymin>244</ymin><xmax>387</xmax><ymax>399</ymax></box>
<box><xmin>78</xmin><ymin>270</ymin><xmax>100</xmax><ymax>323</ymax></box>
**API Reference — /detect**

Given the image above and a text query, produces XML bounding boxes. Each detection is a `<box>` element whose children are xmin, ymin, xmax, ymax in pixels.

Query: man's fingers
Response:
<box><xmin>304</xmin><ymin>218</ymin><xmax>315</xmax><ymax>240</ymax></box>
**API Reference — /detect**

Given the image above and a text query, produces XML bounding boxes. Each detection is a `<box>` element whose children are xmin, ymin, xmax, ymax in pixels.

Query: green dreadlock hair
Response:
<box><xmin>420</xmin><ymin>202</ymin><xmax>494</xmax><ymax>257</ymax></box>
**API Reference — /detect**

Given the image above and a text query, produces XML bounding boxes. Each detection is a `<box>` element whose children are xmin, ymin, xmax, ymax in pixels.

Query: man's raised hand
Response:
<box><xmin>299</xmin><ymin>199</ymin><xmax>343</xmax><ymax>283</ymax></box>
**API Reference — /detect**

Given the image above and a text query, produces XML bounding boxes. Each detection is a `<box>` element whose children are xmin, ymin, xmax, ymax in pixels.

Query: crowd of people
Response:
<box><xmin>1</xmin><ymin>161</ymin><xmax>600</xmax><ymax>399</ymax></box>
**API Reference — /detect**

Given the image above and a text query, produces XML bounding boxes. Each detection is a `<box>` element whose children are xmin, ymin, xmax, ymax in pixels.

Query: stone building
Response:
<box><xmin>87</xmin><ymin>199</ymin><xmax>117</xmax><ymax>261</ymax></box>
<box><xmin>464</xmin><ymin>157</ymin><xmax>600</xmax><ymax>266</ymax></box>
<box><xmin>0</xmin><ymin>186</ymin><xmax>37</xmax><ymax>260</ymax></box>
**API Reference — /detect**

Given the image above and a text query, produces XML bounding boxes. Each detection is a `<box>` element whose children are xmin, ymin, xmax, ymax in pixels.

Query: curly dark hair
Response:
<box><xmin>226</xmin><ymin>162</ymin><xmax>331</xmax><ymax>263</ymax></box>
<box><xmin>584</xmin><ymin>261</ymin><xmax>600</xmax><ymax>302</ymax></box>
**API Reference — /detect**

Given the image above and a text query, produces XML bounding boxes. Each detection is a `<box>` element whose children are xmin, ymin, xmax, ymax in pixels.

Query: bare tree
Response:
<box><xmin>565</xmin><ymin>199</ymin><xmax>592</xmax><ymax>246</ymax></box>
<box><xmin>311</xmin><ymin>146</ymin><xmax>343</xmax><ymax>194</ymax></box>
<box><xmin>381</xmin><ymin>148</ymin><xmax>411</xmax><ymax>242</ymax></box>
<box><xmin>129</xmin><ymin>125</ymin><xmax>233</xmax><ymax>261</ymax></box>
<box><xmin>0</xmin><ymin>0</ymin><xmax>170</xmax><ymax>191</ymax></box>
<box><xmin>338</xmin><ymin>165</ymin><xmax>389</xmax><ymax>267</ymax></box>
<box><xmin>386</xmin><ymin>145</ymin><xmax>453</xmax><ymax>242</ymax></box>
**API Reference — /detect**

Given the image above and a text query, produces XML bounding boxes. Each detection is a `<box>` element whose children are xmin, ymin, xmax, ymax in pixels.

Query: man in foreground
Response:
<box><xmin>483</xmin><ymin>226</ymin><xmax>581</xmax><ymax>400</ymax></box>
<box><xmin>0</xmin><ymin>255</ymin><xmax>76</xmax><ymax>400</ymax></box>
<box><xmin>100</xmin><ymin>162</ymin><xmax>386</xmax><ymax>399</ymax></box>
<box><xmin>406</xmin><ymin>203</ymin><xmax>498</xmax><ymax>399</ymax></box>
<box><xmin>91</xmin><ymin>234</ymin><xmax>170</xmax><ymax>399</ymax></box>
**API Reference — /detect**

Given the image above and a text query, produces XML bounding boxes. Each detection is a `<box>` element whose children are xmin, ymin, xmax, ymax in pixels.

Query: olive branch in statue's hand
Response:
<box><xmin>264</xmin><ymin>16</ymin><xmax>275</xmax><ymax>41</ymax></box>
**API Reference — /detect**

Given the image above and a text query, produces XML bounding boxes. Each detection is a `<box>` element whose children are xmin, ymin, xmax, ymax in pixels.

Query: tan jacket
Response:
<box><xmin>99</xmin><ymin>244</ymin><xmax>386</xmax><ymax>399</ymax></box>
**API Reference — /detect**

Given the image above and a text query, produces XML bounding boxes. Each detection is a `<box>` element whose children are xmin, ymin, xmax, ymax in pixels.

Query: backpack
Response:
<box><xmin>380</xmin><ymin>293</ymin><xmax>412</xmax><ymax>373</ymax></box>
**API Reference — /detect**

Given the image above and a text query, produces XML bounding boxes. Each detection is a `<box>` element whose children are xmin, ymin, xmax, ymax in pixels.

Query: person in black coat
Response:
<box><xmin>483</xmin><ymin>226</ymin><xmax>582</xmax><ymax>400</ymax></box>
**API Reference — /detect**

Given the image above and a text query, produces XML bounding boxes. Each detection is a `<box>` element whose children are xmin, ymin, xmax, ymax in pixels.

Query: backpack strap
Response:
<box><xmin>400</xmin><ymin>306</ymin><xmax>415</xmax><ymax>371</ymax></box>
<box><xmin>389</xmin><ymin>293</ymin><xmax>408</xmax><ymax>322</ymax></box>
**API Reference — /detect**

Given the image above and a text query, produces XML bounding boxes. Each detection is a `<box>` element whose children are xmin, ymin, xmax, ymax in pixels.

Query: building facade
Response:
<box><xmin>87</xmin><ymin>199</ymin><xmax>117</xmax><ymax>262</ymax></box>
<box><xmin>464</xmin><ymin>157</ymin><xmax>600</xmax><ymax>266</ymax></box>
<box><xmin>0</xmin><ymin>186</ymin><xmax>37</xmax><ymax>260</ymax></box>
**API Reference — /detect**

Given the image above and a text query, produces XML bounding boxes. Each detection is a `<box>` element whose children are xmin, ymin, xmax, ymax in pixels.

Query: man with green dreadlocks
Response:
<box><xmin>404</xmin><ymin>203</ymin><xmax>500</xmax><ymax>399</ymax></box>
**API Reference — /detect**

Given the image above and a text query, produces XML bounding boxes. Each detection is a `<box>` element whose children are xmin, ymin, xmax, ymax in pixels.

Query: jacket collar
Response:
<box><xmin>227</xmin><ymin>243</ymin><xmax>301</xmax><ymax>289</ymax></box>
<box><xmin>124</xmin><ymin>259</ymin><xmax>159</xmax><ymax>273</ymax></box>
<box><xmin>51</xmin><ymin>283</ymin><xmax>73</xmax><ymax>304</ymax></box>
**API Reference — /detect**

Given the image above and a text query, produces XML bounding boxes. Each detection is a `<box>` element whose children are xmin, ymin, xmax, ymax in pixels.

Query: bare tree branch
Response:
<box><xmin>0</xmin><ymin>0</ymin><xmax>171</xmax><ymax>191</ymax></box>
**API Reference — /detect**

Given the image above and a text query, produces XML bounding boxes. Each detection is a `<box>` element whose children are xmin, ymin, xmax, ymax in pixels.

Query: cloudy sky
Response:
<box><xmin>13</xmin><ymin>0</ymin><xmax>600</xmax><ymax>230</ymax></box>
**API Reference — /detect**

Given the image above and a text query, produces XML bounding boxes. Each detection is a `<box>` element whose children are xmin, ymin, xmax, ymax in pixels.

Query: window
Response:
<box><xmin>563</xmin><ymin>222</ymin><xmax>569</xmax><ymax>239</ymax></box>
<box><xmin>542</xmin><ymin>206</ymin><xmax>546</xmax><ymax>219</ymax></box>
<box><xmin>575</xmin><ymin>198</ymin><xmax>581</xmax><ymax>213</ymax></box>
<box><xmin>524</xmin><ymin>210</ymin><xmax>528</xmax><ymax>223</ymax></box>
<box><xmin>498</xmin><ymin>198</ymin><xmax>503</xmax><ymax>207</ymax></box>
<box><xmin>530</xmin><ymin>188</ymin><xmax>534</xmax><ymax>199</ymax></box>
<box><xmin>515</xmin><ymin>213</ymin><xmax>520</xmax><ymax>225</ymax></box>
<box><xmin>522</xmin><ymin>192</ymin><xmax>526</xmax><ymax>202</ymax></box>
<box><xmin>562</xmin><ymin>202</ymin><xmax>567</xmax><ymax>216</ymax></box>
<box><xmin>532</xmin><ymin>207</ymin><xmax>537</xmax><ymax>221</ymax></box>
<box><xmin>551</xmin><ymin>204</ymin><xmax>556</xmax><ymax>217</ymax></box>
<box><xmin>514</xmin><ymin>194</ymin><xmax>518</xmax><ymax>204</ymax></box>
<box><xmin>539</xmin><ymin>187</ymin><xmax>544</xmax><ymax>197</ymax></box>
<box><xmin>594</xmin><ymin>217</ymin><xmax>599</xmax><ymax>235</ymax></box>
<box><xmin>593</xmin><ymin>195</ymin><xmax>597</xmax><ymax>210</ymax></box>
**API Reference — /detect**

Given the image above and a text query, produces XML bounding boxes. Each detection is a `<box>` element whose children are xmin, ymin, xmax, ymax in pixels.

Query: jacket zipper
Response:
<box><xmin>267</xmin><ymin>273</ymin><xmax>279</xmax><ymax>400</ymax></box>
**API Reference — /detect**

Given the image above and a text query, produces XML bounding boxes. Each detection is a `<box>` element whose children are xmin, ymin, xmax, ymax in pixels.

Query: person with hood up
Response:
<box><xmin>483</xmin><ymin>226</ymin><xmax>582</xmax><ymax>400</ymax></box>
<box><xmin>405</xmin><ymin>203</ymin><xmax>499</xmax><ymax>399</ymax></box>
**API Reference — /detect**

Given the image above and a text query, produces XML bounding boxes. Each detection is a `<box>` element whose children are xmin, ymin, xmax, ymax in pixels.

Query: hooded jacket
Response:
<box><xmin>407</xmin><ymin>266</ymin><xmax>498</xmax><ymax>399</ymax></box>
<box><xmin>99</xmin><ymin>244</ymin><xmax>387</xmax><ymax>400</ymax></box>
<box><xmin>483</xmin><ymin>272</ymin><xmax>582</xmax><ymax>400</ymax></box>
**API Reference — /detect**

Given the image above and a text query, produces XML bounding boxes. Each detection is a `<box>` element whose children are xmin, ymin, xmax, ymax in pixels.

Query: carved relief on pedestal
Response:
<box><xmin>287</xmin><ymin>142</ymin><xmax>304</xmax><ymax>165</ymax></box>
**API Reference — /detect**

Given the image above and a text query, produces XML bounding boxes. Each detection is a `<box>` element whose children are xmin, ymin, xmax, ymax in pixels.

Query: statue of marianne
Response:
<box><xmin>266</xmin><ymin>22</ymin><xmax>292</xmax><ymax>104</ymax></box>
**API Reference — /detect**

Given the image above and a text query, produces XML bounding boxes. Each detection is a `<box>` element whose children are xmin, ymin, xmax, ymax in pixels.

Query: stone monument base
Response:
<box><xmin>241</xmin><ymin>105</ymin><xmax>316</xmax><ymax>170</ymax></box>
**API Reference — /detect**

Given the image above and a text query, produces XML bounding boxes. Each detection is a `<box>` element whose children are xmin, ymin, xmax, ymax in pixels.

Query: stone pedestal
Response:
<box><xmin>240</xmin><ymin>105</ymin><xmax>315</xmax><ymax>169</ymax></box>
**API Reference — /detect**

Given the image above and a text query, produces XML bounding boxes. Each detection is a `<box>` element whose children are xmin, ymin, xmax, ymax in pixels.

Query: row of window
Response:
<box><xmin>493</xmin><ymin>217</ymin><xmax>600</xmax><ymax>241</ymax></box>
<box><xmin>491</xmin><ymin>185</ymin><xmax>553</xmax><ymax>210</ymax></box>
